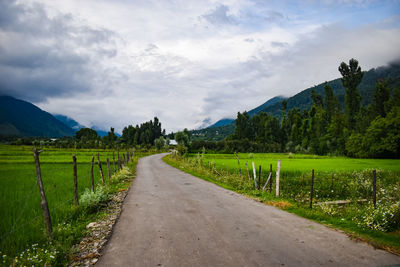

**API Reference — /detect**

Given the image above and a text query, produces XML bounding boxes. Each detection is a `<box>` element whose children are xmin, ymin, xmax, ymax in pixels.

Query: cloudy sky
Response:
<box><xmin>1</xmin><ymin>0</ymin><xmax>400</xmax><ymax>133</ymax></box>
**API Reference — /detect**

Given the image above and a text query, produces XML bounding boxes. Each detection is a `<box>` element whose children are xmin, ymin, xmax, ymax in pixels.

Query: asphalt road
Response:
<box><xmin>97</xmin><ymin>153</ymin><xmax>400</xmax><ymax>267</ymax></box>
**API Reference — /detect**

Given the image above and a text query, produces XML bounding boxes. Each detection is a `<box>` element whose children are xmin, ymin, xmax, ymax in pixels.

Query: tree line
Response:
<box><xmin>191</xmin><ymin>59</ymin><xmax>400</xmax><ymax>158</ymax></box>
<box><xmin>8</xmin><ymin>117</ymin><xmax>171</xmax><ymax>150</ymax></box>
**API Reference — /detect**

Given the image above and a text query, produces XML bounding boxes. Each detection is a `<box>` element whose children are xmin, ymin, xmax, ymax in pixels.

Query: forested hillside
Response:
<box><xmin>190</xmin><ymin>60</ymin><xmax>400</xmax><ymax>158</ymax></box>
<box><xmin>192</xmin><ymin>61</ymin><xmax>400</xmax><ymax>142</ymax></box>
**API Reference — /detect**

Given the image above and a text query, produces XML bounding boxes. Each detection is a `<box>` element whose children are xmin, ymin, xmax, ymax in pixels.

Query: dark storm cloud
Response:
<box><xmin>0</xmin><ymin>1</ymin><xmax>118</xmax><ymax>102</ymax></box>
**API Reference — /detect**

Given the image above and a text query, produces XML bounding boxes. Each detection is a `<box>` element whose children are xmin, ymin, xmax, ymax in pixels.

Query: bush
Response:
<box><xmin>79</xmin><ymin>187</ymin><xmax>109</xmax><ymax>213</ymax></box>
<box><xmin>177</xmin><ymin>144</ymin><xmax>188</xmax><ymax>157</ymax></box>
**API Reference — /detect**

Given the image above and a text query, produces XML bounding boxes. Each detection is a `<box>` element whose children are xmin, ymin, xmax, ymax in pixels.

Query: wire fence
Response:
<box><xmin>0</xmin><ymin>148</ymin><xmax>133</xmax><ymax>256</ymax></box>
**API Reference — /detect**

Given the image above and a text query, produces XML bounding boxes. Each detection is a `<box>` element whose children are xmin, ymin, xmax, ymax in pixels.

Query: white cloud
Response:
<box><xmin>2</xmin><ymin>0</ymin><xmax>400</xmax><ymax>133</ymax></box>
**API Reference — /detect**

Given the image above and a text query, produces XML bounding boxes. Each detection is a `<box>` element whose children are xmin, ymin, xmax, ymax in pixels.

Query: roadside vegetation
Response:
<box><xmin>164</xmin><ymin>152</ymin><xmax>400</xmax><ymax>253</ymax></box>
<box><xmin>0</xmin><ymin>144</ymin><xmax>152</xmax><ymax>265</ymax></box>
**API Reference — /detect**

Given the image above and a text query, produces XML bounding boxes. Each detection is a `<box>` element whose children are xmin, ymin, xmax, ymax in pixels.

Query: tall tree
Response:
<box><xmin>372</xmin><ymin>80</ymin><xmax>390</xmax><ymax>118</ymax></box>
<box><xmin>75</xmin><ymin>128</ymin><xmax>98</xmax><ymax>141</ymax></box>
<box><xmin>104</xmin><ymin>127</ymin><xmax>118</xmax><ymax>147</ymax></box>
<box><xmin>311</xmin><ymin>90</ymin><xmax>323</xmax><ymax>108</ymax></box>
<box><xmin>338</xmin><ymin>58</ymin><xmax>363</xmax><ymax>131</ymax></box>
<box><xmin>324</xmin><ymin>82</ymin><xmax>339</xmax><ymax>122</ymax></box>
<box><xmin>234</xmin><ymin>112</ymin><xmax>253</xmax><ymax>140</ymax></box>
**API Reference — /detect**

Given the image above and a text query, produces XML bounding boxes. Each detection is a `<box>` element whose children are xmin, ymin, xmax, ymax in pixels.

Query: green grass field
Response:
<box><xmin>201</xmin><ymin>153</ymin><xmax>400</xmax><ymax>173</ymax></box>
<box><xmin>0</xmin><ymin>145</ymin><xmax>127</xmax><ymax>257</ymax></box>
<box><xmin>195</xmin><ymin>153</ymin><xmax>400</xmax><ymax>202</ymax></box>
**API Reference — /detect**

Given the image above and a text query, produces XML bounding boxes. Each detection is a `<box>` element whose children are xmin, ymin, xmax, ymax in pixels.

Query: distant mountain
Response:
<box><xmin>207</xmin><ymin>96</ymin><xmax>286</xmax><ymax>129</ymax></box>
<box><xmin>53</xmin><ymin>114</ymin><xmax>119</xmax><ymax>137</ymax></box>
<box><xmin>192</xmin><ymin>62</ymin><xmax>400</xmax><ymax>141</ymax></box>
<box><xmin>0</xmin><ymin>95</ymin><xmax>75</xmax><ymax>137</ymax></box>
<box><xmin>247</xmin><ymin>96</ymin><xmax>287</xmax><ymax>117</ymax></box>
<box><xmin>53</xmin><ymin>114</ymin><xmax>85</xmax><ymax>131</ymax></box>
<box><xmin>260</xmin><ymin>62</ymin><xmax>400</xmax><ymax>118</ymax></box>
<box><xmin>91</xmin><ymin>126</ymin><xmax>109</xmax><ymax>137</ymax></box>
<box><xmin>192</xmin><ymin>96</ymin><xmax>287</xmax><ymax>141</ymax></box>
<box><xmin>207</xmin><ymin>118</ymin><xmax>235</xmax><ymax>128</ymax></box>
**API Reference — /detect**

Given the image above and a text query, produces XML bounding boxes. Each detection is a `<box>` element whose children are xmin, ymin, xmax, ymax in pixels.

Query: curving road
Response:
<box><xmin>97</xmin><ymin>154</ymin><xmax>400</xmax><ymax>267</ymax></box>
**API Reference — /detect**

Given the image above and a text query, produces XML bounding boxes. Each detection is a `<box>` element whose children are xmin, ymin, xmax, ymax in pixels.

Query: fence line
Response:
<box><xmin>2</xmin><ymin>149</ymin><xmax>128</xmax><ymax>252</ymax></box>
<box><xmin>187</xmin><ymin>155</ymin><xmax>389</xmax><ymax>210</ymax></box>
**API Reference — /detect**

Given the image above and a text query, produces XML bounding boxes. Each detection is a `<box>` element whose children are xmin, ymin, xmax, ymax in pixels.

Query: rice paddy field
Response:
<box><xmin>0</xmin><ymin>145</ymin><xmax>127</xmax><ymax>257</ymax></box>
<box><xmin>202</xmin><ymin>153</ymin><xmax>400</xmax><ymax>173</ymax></box>
<box><xmin>197</xmin><ymin>153</ymin><xmax>400</xmax><ymax>202</ymax></box>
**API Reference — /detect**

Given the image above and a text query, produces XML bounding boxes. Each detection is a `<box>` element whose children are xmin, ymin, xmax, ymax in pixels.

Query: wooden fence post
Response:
<box><xmin>373</xmin><ymin>170</ymin><xmax>376</xmax><ymax>209</ymax></box>
<box><xmin>245</xmin><ymin>161</ymin><xmax>250</xmax><ymax>181</ymax></box>
<box><xmin>73</xmin><ymin>155</ymin><xmax>79</xmax><ymax>206</ymax></box>
<box><xmin>91</xmin><ymin>156</ymin><xmax>95</xmax><ymax>193</ymax></box>
<box><xmin>118</xmin><ymin>151</ymin><xmax>122</xmax><ymax>170</ymax></box>
<box><xmin>262</xmin><ymin>171</ymin><xmax>272</xmax><ymax>191</ymax></box>
<box><xmin>235</xmin><ymin>152</ymin><xmax>242</xmax><ymax>179</ymax></box>
<box><xmin>310</xmin><ymin>169</ymin><xmax>315</xmax><ymax>209</ymax></box>
<box><xmin>113</xmin><ymin>151</ymin><xmax>116</xmax><ymax>174</ymax></box>
<box><xmin>97</xmin><ymin>153</ymin><xmax>105</xmax><ymax>184</ymax></box>
<box><xmin>258</xmin><ymin>165</ymin><xmax>261</xmax><ymax>190</ymax></box>
<box><xmin>33</xmin><ymin>149</ymin><xmax>53</xmax><ymax>238</ymax></box>
<box><xmin>252</xmin><ymin>162</ymin><xmax>257</xmax><ymax>189</ymax></box>
<box><xmin>269</xmin><ymin>164</ymin><xmax>272</xmax><ymax>192</ymax></box>
<box><xmin>276</xmin><ymin>160</ymin><xmax>281</xmax><ymax>197</ymax></box>
<box><xmin>107</xmin><ymin>158</ymin><xmax>111</xmax><ymax>181</ymax></box>
<box><xmin>117</xmin><ymin>149</ymin><xmax>120</xmax><ymax>170</ymax></box>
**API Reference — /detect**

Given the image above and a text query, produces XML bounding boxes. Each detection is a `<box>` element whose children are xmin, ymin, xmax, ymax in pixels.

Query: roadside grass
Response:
<box><xmin>0</xmin><ymin>144</ymin><xmax>150</xmax><ymax>265</ymax></box>
<box><xmin>163</xmin><ymin>154</ymin><xmax>400</xmax><ymax>255</ymax></box>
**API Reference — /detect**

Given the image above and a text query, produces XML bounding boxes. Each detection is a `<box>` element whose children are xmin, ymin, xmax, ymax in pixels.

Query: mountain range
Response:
<box><xmin>53</xmin><ymin>115</ymin><xmax>111</xmax><ymax>137</ymax></box>
<box><xmin>192</xmin><ymin>62</ymin><xmax>400</xmax><ymax>141</ymax></box>
<box><xmin>0</xmin><ymin>96</ymin><xmax>75</xmax><ymax>137</ymax></box>
<box><xmin>0</xmin><ymin>96</ymin><xmax>110</xmax><ymax>138</ymax></box>
<box><xmin>2</xmin><ymin>62</ymin><xmax>399</xmax><ymax>139</ymax></box>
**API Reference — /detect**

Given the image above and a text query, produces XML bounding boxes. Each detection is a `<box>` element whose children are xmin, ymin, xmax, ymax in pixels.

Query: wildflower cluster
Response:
<box><xmin>354</xmin><ymin>202</ymin><xmax>400</xmax><ymax>232</ymax></box>
<box><xmin>1</xmin><ymin>243</ymin><xmax>58</xmax><ymax>266</ymax></box>
<box><xmin>319</xmin><ymin>203</ymin><xmax>339</xmax><ymax>216</ymax></box>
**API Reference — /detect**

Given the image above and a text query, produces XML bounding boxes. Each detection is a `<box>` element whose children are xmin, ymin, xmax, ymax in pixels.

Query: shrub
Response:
<box><xmin>79</xmin><ymin>186</ymin><xmax>109</xmax><ymax>213</ymax></box>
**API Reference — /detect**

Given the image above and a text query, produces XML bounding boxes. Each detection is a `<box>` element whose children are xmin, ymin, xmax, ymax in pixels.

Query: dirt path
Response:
<box><xmin>97</xmin><ymin>154</ymin><xmax>400</xmax><ymax>266</ymax></box>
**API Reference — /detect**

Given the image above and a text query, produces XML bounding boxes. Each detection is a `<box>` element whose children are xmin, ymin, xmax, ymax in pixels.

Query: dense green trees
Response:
<box><xmin>121</xmin><ymin>117</ymin><xmax>163</xmax><ymax>147</ymax></box>
<box><xmin>190</xmin><ymin>59</ymin><xmax>400</xmax><ymax>158</ymax></box>
<box><xmin>58</xmin><ymin>117</ymin><xmax>166</xmax><ymax>149</ymax></box>
<box><xmin>339</xmin><ymin>58</ymin><xmax>363</xmax><ymax>131</ymax></box>
<box><xmin>75</xmin><ymin>128</ymin><xmax>98</xmax><ymax>141</ymax></box>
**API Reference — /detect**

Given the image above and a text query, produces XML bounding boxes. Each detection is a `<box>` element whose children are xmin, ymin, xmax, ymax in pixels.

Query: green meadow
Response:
<box><xmin>202</xmin><ymin>153</ymin><xmax>400</xmax><ymax>173</ymax></box>
<box><xmin>199</xmin><ymin>153</ymin><xmax>400</xmax><ymax>201</ymax></box>
<box><xmin>0</xmin><ymin>145</ymin><xmax>124</xmax><ymax>257</ymax></box>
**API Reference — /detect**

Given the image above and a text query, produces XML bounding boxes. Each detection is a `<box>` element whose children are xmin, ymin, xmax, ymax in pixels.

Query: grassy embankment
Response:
<box><xmin>164</xmin><ymin>152</ymin><xmax>400</xmax><ymax>254</ymax></box>
<box><xmin>0</xmin><ymin>144</ymin><xmax>150</xmax><ymax>265</ymax></box>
